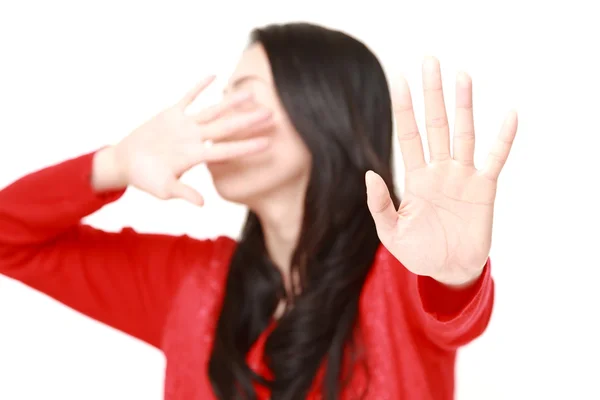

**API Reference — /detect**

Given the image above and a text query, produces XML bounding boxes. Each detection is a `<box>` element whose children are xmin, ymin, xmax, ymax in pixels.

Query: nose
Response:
<box><xmin>216</xmin><ymin>95</ymin><xmax>275</xmax><ymax>143</ymax></box>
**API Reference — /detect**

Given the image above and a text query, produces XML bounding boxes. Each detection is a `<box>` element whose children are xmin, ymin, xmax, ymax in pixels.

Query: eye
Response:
<box><xmin>234</xmin><ymin>98</ymin><xmax>257</xmax><ymax>112</ymax></box>
<box><xmin>233</xmin><ymin>84</ymin><xmax>259</xmax><ymax>112</ymax></box>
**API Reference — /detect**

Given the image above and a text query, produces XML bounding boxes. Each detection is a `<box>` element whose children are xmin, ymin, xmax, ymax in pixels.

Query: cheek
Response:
<box><xmin>275</xmin><ymin>138</ymin><xmax>311</xmax><ymax>172</ymax></box>
<box><xmin>252</xmin><ymin>140</ymin><xmax>311</xmax><ymax>191</ymax></box>
<box><xmin>208</xmin><ymin>140</ymin><xmax>311</xmax><ymax>203</ymax></box>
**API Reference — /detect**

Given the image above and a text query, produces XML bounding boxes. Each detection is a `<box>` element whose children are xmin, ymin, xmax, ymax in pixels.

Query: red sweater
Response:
<box><xmin>0</xmin><ymin>151</ymin><xmax>494</xmax><ymax>400</ymax></box>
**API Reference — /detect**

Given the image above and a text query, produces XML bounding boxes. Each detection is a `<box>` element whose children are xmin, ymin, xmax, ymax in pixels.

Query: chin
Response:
<box><xmin>213</xmin><ymin>183</ymin><xmax>255</xmax><ymax>205</ymax></box>
<box><xmin>210</xmin><ymin>168</ymin><xmax>264</xmax><ymax>206</ymax></box>
<box><xmin>208</xmin><ymin>155</ymin><xmax>310</xmax><ymax>208</ymax></box>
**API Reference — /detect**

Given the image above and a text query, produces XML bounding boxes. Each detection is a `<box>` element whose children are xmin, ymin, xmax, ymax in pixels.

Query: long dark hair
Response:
<box><xmin>208</xmin><ymin>22</ymin><xmax>399</xmax><ymax>399</ymax></box>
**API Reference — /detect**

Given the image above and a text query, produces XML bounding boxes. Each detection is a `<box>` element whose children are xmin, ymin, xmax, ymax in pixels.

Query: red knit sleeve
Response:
<box><xmin>382</xmin><ymin>246</ymin><xmax>494</xmax><ymax>350</ymax></box>
<box><xmin>0</xmin><ymin>151</ymin><xmax>216</xmax><ymax>349</ymax></box>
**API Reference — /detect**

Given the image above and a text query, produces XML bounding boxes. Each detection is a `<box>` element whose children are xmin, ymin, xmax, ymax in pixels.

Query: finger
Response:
<box><xmin>201</xmin><ymin>109</ymin><xmax>273</xmax><ymax>141</ymax></box>
<box><xmin>194</xmin><ymin>91</ymin><xmax>254</xmax><ymax>124</ymax></box>
<box><xmin>177</xmin><ymin>75</ymin><xmax>216</xmax><ymax>110</ymax></box>
<box><xmin>453</xmin><ymin>72</ymin><xmax>476</xmax><ymax>166</ymax></box>
<box><xmin>392</xmin><ymin>77</ymin><xmax>426</xmax><ymax>171</ymax></box>
<box><xmin>423</xmin><ymin>57</ymin><xmax>451</xmax><ymax>161</ymax></box>
<box><xmin>365</xmin><ymin>170</ymin><xmax>398</xmax><ymax>235</ymax></box>
<box><xmin>201</xmin><ymin>137</ymin><xmax>271</xmax><ymax>163</ymax></box>
<box><xmin>166</xmin><ymin>179</ymin><xmax>205</xmax><ymax>206</ymax></box>
<box><xmin>481</xmin><ymin>111</ymin><xmax>519</xmax><ymax>181</ymax></box>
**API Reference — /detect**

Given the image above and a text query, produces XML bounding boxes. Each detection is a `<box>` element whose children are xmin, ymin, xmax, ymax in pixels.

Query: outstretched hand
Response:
<box><xmin>104</xmin><ymin>76</ymin><xmax>273</xmax><ymax>205</ymax></box>
<box><xmin>366</xmin><ymin>57</ymin><xmax>518</xmax><ymax>287</ymax></box>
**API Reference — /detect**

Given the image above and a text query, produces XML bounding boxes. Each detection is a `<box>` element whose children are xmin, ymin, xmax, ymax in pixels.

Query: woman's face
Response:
<box><xmin>207</xmin><ymin>43</ymin><xmax>311</xmax><ymax>206</ymax></box>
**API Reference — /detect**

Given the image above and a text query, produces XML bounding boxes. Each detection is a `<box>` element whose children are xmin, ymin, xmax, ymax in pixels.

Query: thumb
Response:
<box><xmin>365</xmin><ymin>170</ymin><xmax>398</xmax><ymax>234</ymax></box>
<box><xmin>166</xmin><ymin>179</ymin><xmax>205</xmax><ymax>206</ymax></box>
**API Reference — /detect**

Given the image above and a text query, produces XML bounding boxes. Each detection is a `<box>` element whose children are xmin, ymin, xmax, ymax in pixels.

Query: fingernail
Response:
<box><xmin>456</xmin><ymin>71</ymin><xmax>471</xmax><ymax>86</ymax></box>
<box><xmin>391</xmin><ymin>77</ymin><xmax>410</xmax><ymax>107</ymax></box>
<box><xmin>423</xmin><ymin>56</ymin><xmax>440</xmax><ymax>70</ymax></box>
<box><xmin>365</xmin><ymin>170</ymin><xmax>375</xmax><ymax>187</ymax></box>
<box><xmin>392</xmin><ymin>77</ymin><xmax>408</xmax><ymax>94</ymax></box>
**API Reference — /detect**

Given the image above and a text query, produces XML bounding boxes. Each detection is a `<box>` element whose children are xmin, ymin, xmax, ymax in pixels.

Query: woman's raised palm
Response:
<box><xmin>367</xmin><ymin>57</ymin><xmax>518</xmax><ymax>286</ymax></box>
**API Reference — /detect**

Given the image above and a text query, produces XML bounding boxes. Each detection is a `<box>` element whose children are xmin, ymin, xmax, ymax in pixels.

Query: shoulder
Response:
<box><xmin>190</xmin><ymin>235</ymin><xmax>238</xmax><ymax>282</ymax></box>
<box><xmin>173</xmin><ymin>234</ymin><xmax>237</xmax><ymax>259</ymax></box>
<box><xmin>211</xmin><ymin>235</ymin><xmax>238</xmax><ymax>261</ymax></box>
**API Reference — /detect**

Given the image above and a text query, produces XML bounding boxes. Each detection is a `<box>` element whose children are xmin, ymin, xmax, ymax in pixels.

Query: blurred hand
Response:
<box><xmin>366</xmin><ymin>57</ymin><xmax>518</xmax><ymax>286</ymax></box>
<box><xmin>93</xmin><ymin>76</ymin><xmax>273</xmax><ymax>205</ymax></box>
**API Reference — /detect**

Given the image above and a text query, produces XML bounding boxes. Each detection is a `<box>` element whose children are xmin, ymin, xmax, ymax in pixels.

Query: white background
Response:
<box><xmin>0</xmin><ymin>1</ymin><xmax>599</xmax><ymax>399</ymax></box>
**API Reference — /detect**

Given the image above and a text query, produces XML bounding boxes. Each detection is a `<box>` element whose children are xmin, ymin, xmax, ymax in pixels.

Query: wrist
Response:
<box><xmin>91</xmin><ymin>146</ymin><xmax>128</xmax><ymax>192</ymax></box>
<box><xmin>430</xmin><ymin>265</ymin><xmax>486</xmax><ymax>289</ymax></box>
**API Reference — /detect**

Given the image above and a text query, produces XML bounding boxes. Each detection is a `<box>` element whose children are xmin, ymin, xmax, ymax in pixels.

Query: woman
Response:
<box><xmin>0</xmin><ymin>23</ymin><xmax>517</xmax><ymax>399</ymax></box>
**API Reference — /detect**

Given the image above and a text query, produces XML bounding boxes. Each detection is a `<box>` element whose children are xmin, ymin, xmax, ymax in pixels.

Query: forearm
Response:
<box><xmin>0</xmin><ymin>150</ymin><xmax>125</xmax><ymax>246</ymax></box>
<box><xmin>0</xmin><ymin>149</ymin><xmax>204</xmax><ymax>348</ymax></box>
